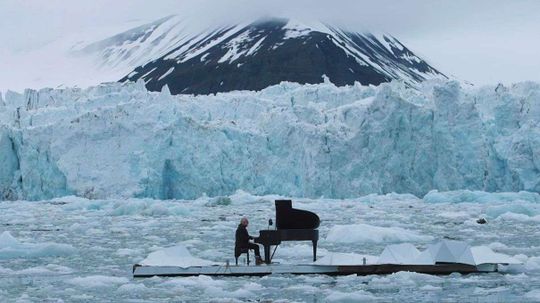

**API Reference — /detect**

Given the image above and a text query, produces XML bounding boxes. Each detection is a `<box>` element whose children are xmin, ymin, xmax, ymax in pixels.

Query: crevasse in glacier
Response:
<box><xmin>0</xmin><ymin>80</ymin><xmax>539</xmax><ymax>200</ymax></box>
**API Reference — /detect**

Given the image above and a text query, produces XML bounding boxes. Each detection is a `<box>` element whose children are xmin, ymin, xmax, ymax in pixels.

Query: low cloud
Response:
<box><xmin>1</xmin><ymin>0</ymin><xmax>539</xmax><ymax>84</ymax></box>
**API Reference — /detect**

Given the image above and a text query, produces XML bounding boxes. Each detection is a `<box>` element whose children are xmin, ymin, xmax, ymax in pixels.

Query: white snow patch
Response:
<box><xmin>157</xmin><ymin>67</ymin><xmax>175</xmax><ymax>81</ymax></box>
<box><xmin>283</xmin><ymin>20</ymin><xmax>312</xmax><ymax>40</ymax></box>
<box><xmin>246</xmin><ymin>36</ymin><xmax>266</xmax><ymax>56</ymax></box>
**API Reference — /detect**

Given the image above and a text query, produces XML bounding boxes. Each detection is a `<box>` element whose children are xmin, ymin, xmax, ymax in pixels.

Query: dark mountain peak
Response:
<box><xmin>103</xmin><ymin>16</ymin><xmax>447</xmax><ymax>95</ymax></box>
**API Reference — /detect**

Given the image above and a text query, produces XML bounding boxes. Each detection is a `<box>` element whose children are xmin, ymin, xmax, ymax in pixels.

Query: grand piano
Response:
<box><xmin>254</xmin><ymin>200</ymin><xmax>320</xmax><ymax>264</ymax></box>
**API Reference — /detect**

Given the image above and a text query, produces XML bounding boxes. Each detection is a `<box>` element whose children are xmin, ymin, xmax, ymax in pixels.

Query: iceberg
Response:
<box><xmin>1</xmin><ymin>80</ymin><xmax>540</xmax><ymax>201</ymax></box>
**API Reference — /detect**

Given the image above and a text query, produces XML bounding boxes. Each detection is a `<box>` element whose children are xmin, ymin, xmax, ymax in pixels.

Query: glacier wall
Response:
<box><xmin>0</xmin><ymin>80</ymin><xmax>539</xmax><ymax>200</ymax></box>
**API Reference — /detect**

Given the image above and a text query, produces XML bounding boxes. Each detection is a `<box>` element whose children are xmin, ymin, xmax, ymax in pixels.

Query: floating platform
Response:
<box><xmin>132</xmin><ymin>263</ymin><xmax>498</xmax><ymax>278</ymax></box>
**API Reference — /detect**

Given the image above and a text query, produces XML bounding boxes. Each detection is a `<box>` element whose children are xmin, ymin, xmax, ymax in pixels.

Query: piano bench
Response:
<box><xmin>235</xmin><ymin>248</ymin><xmax>250</xmax><ymax>266</ymax></box>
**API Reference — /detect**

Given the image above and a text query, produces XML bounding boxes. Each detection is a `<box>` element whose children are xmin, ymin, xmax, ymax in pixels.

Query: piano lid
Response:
<box><xmin>275</xmin><ymin>200</ymin><xmax>320</xmax><ymax>230</ymax></box>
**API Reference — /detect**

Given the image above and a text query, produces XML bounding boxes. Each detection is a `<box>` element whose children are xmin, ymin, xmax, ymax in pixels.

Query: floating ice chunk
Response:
<box><xmin>495</xmin><ymin>212</ymin><xmax>540</xmax><ymax>222</ymax></box>
<box><xmin>436</xmin><ymin>211</ymin><xmax>471</xmax><ymax>219</ymax></box>
<box><xmin>326</xmin><ymin>224</ymin><xmax>433</xmax><ymax>244</ymax></box>
<box><xmin>161</xmin><ymin>274</ymin><xmax>226</xmax><ymax>289</ymax></box>
<box><xmin>50</xmin><ymin>195</ymin><xmax>92</xmax><ymax>204</ymax></box>
<box><xmin>371</xmin><ymin>271</ymin><xmax>443</xmax><ymax>286</ymax></box>
<box><xmin>0</xmin><ymin>231</ymin><xmax>75</xmax><ymax>259</ymax></box>
<box><xmin>227</xmin><ymin>190</ymin><xmax>281</xmax><ymax>205</ymax></box>
<box><xmin>139</xmin><ymin>244</ymin><xmax>216</xmax><ymax>267</ymax></box>
<box><xmin>377</xmin><ymin>243</ymin><xmax>421</xmax><ymax>264</ymax></box>
<box><xmin>62</xmin><ymin>198</ymin><xmax>191</xmax><ymax>216</ymax></box>
<box><xmin>204</xmin><ymin>282</ymin><xmax>263</xmax><ymax>299</ymax></box>
<box><xmin>115</xmin><ymin>248</ymin><xmax>143</xmax><ymax>256</ymax></box>
<box><xmin>314</xmin><ymin>252</ymin><xmax>378</xmax><ymax>265</ymax></box>
<box><xmin>419</xmin><ymin>285</ymin><xmax>442</xmax><ymax>291</ymax></box>
<box><xmin>204</xmin><ymin>196</ymin><xmax>232</xmax><ymax>207</ymax></box>
<box><xmin>278</xmin><ymin>244</ymin><xmax>329</xmax><ymax>258</ymax></box>
<box><xmin>285</xmin><ymin>284</ymin><xmax>320</xmax><ymax>292</ymax></box>
<box><xmin>325</xmin><ymin>290</ymin><xmax>377</xmax><ymax>302</ymax></box>
<box><xmin>525</xmin><ymin>289</ymin><xmax>540</xmax><ymax>301</ymax></box>
<box><xmin>11</xmin><ymin>264</ymin><xmax>73</xmax><ymax>275</ymax></box>
<box><xmin>116</xmin><ymin>283</ymin><xmax>148</xmax><ymax>294</ymax></box>
<box><xmin>109</xmin><ymin>200</ymin><xmax>190</xmax><ymax>216</ymax></box>
<box><xmin>486</xmin><ymin>204</ymin><xmax>540</xmax><ymax>218</ymax></box>
<box><xmin>471</xmin><ymin>246</ymin><xmax>521</xmax><ymax>265</ymax></box>
<box><xmin>0</xmin><ymin>231</ymin><xmax>18</xmax><ymax>247</ymax></box>
<box><xmin>424</xmin><ymin>190</ymin><xmax>540</xmax><ymax>204</ymax></box>
<box><xmin>525</xmin><ymin>256</ymin><xmax>540</xmax><ymax>272</ymax></box>
<box><xmin>204</xmin><ymin>287</ymin><xmax>255</xmax><ymax>299</ymax></box>
<box><xmin>487</xmin><ymin>242</ymin><xmax>509</xmax><ymax>250</ymax></box>
<box><xmin>67</xmin><ymin>275</ymin><xmax>129</xmax><ymax>289</ymax></box>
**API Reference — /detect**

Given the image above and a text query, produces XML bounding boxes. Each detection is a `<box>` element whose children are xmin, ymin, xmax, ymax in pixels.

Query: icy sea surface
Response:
<box><xmin>1</xmin><ymin>190</ymin><xmax>540</xmax><ymax>302</ymax></box>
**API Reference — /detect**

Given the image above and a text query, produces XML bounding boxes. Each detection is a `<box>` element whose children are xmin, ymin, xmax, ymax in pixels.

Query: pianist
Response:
<box><xmin>235</xmin><ymin>217</ymin><xmax>264</xmax><ymax>265</ymax></box>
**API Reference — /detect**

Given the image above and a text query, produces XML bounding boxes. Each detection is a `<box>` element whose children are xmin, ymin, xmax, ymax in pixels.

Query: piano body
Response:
<box><xmin>254</xmin><ymin>200</ymin><xmax>320</xmax><ymax>264</ymax></box>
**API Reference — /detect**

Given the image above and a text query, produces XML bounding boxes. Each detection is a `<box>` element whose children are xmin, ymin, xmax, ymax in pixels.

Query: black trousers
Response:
<box><xmin>247</xmin><ymin>243</ymin><xmax>261</xmax><ymax>257</ymax></box>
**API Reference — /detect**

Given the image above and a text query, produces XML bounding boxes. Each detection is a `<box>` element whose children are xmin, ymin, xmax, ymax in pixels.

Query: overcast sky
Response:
<box><xmin>1</xmin><ymin>0</ymin><xmax>539</xmax><ymax>85</ymax></box>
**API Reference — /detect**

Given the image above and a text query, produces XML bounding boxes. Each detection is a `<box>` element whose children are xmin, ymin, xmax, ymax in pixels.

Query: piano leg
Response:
<box><xmin>312</xmin><ymin>240</ymin><xmax>317</xmax><ymax>262</ymax></box>
<box><xmin>263</xmin><ymin>245</ymin><xmax>271</xmax><ymax>264</ymax></box>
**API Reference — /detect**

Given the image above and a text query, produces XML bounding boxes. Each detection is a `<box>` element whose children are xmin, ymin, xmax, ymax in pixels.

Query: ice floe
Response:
<box><xmin>0</xmin><ymin>231</ymin><xmax>75</xmax><ymax>259</ymax></box>
<box><xmin>424</xmin><ymin>190</ymin><xmax>540</xmax><ymax>204</ymax></box>
<box><xmin>326</xmin><ymin>224</ymin><xmax>433</xmax><ymax>244</ymax></box>
<box><xmin>66</xmin><ymin>275</ymin><xmax>129</xmax><ymax>289</ymax></box>
<box><xmin>325</xmin><ymin>290</ymin><xmax>377</xmax><ymax>302</ymax></box>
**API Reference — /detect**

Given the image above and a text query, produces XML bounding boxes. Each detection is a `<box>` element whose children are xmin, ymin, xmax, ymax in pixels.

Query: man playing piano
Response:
<box><xmin>235</xmin><ymin>217</ymin><xmax>264</xmax><ymax>265</ymax></box>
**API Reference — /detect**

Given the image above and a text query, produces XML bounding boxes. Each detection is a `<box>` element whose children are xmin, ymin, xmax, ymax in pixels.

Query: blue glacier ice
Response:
<box><xmin>0</xmin><ymin>80</ymin><xmax>539</xmax><ymax>200</ymax></box>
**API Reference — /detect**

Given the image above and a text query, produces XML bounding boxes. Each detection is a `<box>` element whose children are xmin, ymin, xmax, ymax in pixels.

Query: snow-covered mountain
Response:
<box><xmin>75</xmin><ymin>16</ymin><xmax>446</xmax><ymax>94</ymax></box>
<box><xmin>1</xmin><ymin>80</ymin><xmax>539</xmax><ymax>201</ymax></box>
